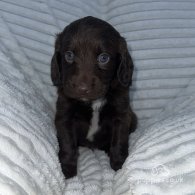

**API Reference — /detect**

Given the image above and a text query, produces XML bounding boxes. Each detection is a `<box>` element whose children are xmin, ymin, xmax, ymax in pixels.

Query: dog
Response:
<box><xmin>51</xmin><ymin>16</ymin><xmax>137</xmax><ymax>179</ymax></box>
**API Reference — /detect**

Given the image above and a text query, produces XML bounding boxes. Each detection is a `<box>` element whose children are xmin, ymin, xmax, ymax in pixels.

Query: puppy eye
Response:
<box><xmin>97</xmin><ymin>53</ymin><xmax>110</xmax><ymax>66</ymax></box>
<box><xmin>65</xmin><ymin>51</ymin><xmax>74</xmax><ymax>63</ymax></box>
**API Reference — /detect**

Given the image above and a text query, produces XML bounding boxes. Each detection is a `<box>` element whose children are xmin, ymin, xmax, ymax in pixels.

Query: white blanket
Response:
<box><xmin>0</xmin><ymin>46</ymin><xmax>65</xmax><ymax>195</ymax></box>
<box><xmin>0</xmin><ymin>0</ymin><xmax>195</xmax><ymax>194</ymax></box>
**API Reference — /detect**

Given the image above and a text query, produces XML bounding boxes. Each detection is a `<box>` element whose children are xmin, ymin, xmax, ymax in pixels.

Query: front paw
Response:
<box><xmin>110</xmin><ymin>149</ymin><xmax>128</xmax><ymax>171</ymax></box>
<box><xmin>58</xmin><ymin>148</ymin><xmax>78</xmax><ymax>179</ymax></box>
<box><xmin>110</xmin><ymin>157</ymin><xmax>124</xmax><ymax>171</ymax></box>
<box><xmin>61</xmin><ymin>163</ymin><xmax>77</xmax><ymax>179</ymax></box>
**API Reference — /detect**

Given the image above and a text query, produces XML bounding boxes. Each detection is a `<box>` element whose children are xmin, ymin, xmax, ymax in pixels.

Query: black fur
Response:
<box><xmin>51</xmin><ymin>16</ymin><xmax>137</xmax><ymax>179</ymax></box>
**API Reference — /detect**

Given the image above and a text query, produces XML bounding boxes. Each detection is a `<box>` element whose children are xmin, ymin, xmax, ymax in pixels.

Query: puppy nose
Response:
<box><xmin>77</xmin><ymin>83</ymin><xmax>90</xmax><ymax>94</ymax></box>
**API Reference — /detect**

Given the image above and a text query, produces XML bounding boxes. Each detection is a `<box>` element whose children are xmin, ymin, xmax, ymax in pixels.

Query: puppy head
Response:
<box><xmin>51</xmin><ymin>16</ymin><xmax>134</xmax><ymax>101</ymax></box>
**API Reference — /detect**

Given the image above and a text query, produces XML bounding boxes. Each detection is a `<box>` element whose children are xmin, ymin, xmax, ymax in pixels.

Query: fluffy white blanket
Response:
<box><xmin>0</xmin><ymin>0</ymin><xmax>195</xmax><ymax>194</ymax></box>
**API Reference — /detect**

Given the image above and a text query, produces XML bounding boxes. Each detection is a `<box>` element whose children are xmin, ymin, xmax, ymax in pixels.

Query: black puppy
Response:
<box><xmin>51</xmin><ymin>16</ymin><xmax>137</xmax><ymax>179</ymax></box>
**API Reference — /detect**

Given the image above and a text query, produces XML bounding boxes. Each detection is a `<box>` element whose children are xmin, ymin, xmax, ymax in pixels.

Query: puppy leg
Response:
<box><xmin>56</xmin><ymin>117</ymin><xmax>78</xmax><ymax>179</ymax></box>
<box><xmin>58</xmin><ymin>137</ymin><xmax>78</xmax><ymax>178</ymax></box>
<box><xmin>109</xmin><ymin>118</ymin><xmax>129</xmax><ymax>171</ymax></box>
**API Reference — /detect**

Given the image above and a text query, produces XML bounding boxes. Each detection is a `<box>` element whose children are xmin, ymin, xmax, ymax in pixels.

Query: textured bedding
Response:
<box><xmin>0</xmin><ymin>0</ymin><xmax>195</xmax><ymax>194</ymax></box>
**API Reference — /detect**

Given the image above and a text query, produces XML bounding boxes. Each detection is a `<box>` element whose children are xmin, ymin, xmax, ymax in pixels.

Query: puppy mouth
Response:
<box><xmin>79</xmin><ymin>97</ymin><xmax>90</xmax><ymax>102</ymax></box>
<box><xmin>63</xmin><ymin>88</ymin><xmax>106</xmax><ymax>102</ymax></box>
<box><xmin>78</xmin><ymin>93</ymin><xmax>105</xmax><ymax>102</ymax></box>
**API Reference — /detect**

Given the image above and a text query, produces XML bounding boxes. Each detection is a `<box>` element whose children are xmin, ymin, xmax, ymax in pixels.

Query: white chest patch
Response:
<box><xmin>86</xmin><ymin>99</ymin><xmax>106</xmax><ymax>141</ymax></box>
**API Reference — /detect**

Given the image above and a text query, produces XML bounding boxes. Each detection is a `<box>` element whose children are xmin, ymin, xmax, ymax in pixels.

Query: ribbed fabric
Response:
<box><xmin>0</xmin><ymin>45</ymin><xmax>65</xmax><ymax>195</ymax></box>
<box><xmin>0</xmin><ymin>0</ymin><xmax>195</xmax><ymax>194</ymax></box>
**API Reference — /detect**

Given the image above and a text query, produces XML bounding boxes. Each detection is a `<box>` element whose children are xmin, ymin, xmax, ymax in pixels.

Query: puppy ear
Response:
<box><xmin>51</xmin><ymin>33</ymin><xmax>62</xmax><ymax>86</ymax></box>
<box><xmin>117</xmin><ymin>37</ymin><xmax>134</xmax><ymax>87</ymax></box>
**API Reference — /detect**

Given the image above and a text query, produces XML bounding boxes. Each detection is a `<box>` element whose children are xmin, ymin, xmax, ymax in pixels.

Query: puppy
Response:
<box><xmin>51</xmin><ymin>16</ymin><xmax>137</xmax><ymax>179</ymax></box>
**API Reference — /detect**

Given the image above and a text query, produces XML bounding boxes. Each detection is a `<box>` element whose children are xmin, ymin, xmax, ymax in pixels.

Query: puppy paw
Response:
<box><xmin>110</xmin><ymin>158</ymin><xmax>124</xmax><ymax>171</ymax></box>
<box><xmin>61</xmin><ymin>163</ymin><xmax>77</xmax><ymax>179</ymax></box>
<box><xmin>110</xmin><ymin>149</ymin><xmax>128</xmax><ymax>171</ymax></box>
